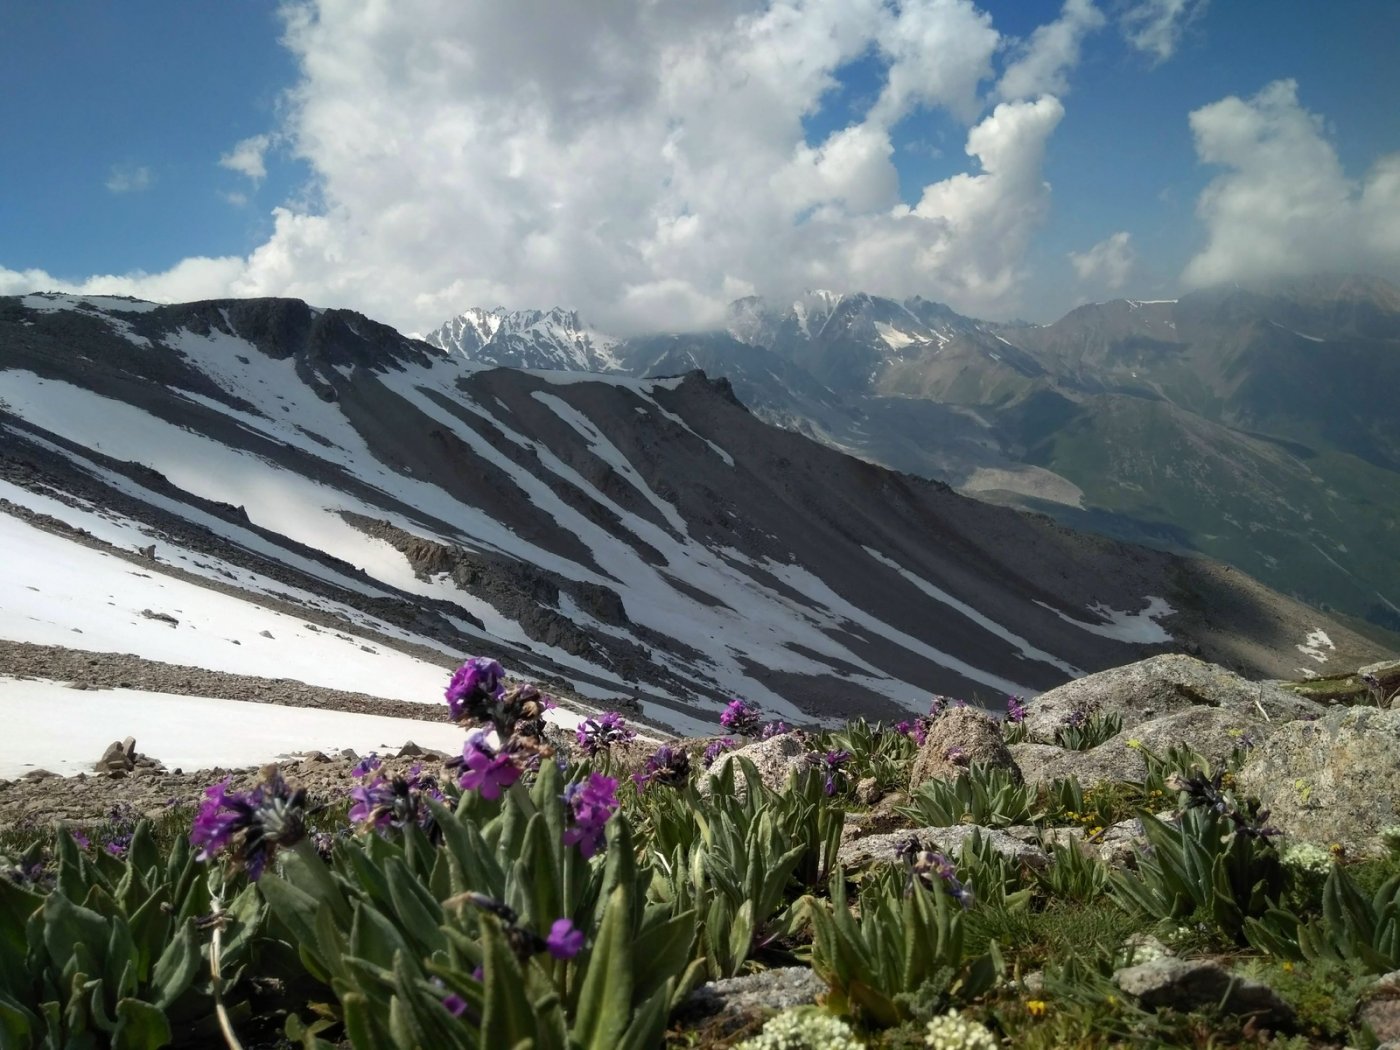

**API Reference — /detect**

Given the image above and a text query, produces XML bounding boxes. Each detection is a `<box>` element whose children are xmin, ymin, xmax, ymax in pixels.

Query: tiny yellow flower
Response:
<box><xmin>1281</xmin><ymin>961</ymin><xmax>1294</xmax><ymax>973</ymax></box>
<box><xmin>1025</xmin><ymin>1000</ymin><xmax>1049</xmax><ymax>1017</ymax></box>
<box><xmin>1329</xmin><ymin>842</ymin><xmax>1347</xmax><ymax>859</ymax></box>
<box><xmin>1126</xmin><ymin>738</ymin><xmax>1142</xmax><ymax>749</ymax></box>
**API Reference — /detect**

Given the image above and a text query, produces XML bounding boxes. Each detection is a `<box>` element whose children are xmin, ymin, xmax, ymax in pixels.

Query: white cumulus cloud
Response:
<box><xmin>105</xmin><ymin>164</ymin><xmax>153</xmax><ymax>194</ymax></box>
<box><xmin>1120</xmin><ymin>0</ymin><xmax>1207</xmax><ymax>63</ymax></box>
<box><xmin>5</xmin><ymin>1</ymin><xmax>1100</xmax><ymax>333</ymax></box>
<box><xmin>1069</xmin><ymin>230</ymin><xmax>1135</xmax><ymax>289</ymax></box>
<box><xmin>1182</xmin><ymin>79</ymin><xmax>1400</xmax><ymax>289</ymax></box>
<box><xmin>219</xmin><ymin>134</ymin><xmax>273</xmax><ymax>184</ymax></box>
<box><xmin>997</xmin><ymin>0</ymin><xmax>1105</xmax><ymax>101</ymax></box>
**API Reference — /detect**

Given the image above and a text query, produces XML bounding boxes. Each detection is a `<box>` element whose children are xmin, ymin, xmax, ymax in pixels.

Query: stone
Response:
<box><xmin>121</xmin><ymin>736</ymin><xmax>137</xmax><ymax>762</ymax></box>
<box><xmin>705</xmin><ymin>733</ymin><xmax>809</xmax><ymax>797</ymax></box>
<box><xmin>96</xmin><ymin>740</ymin><xmax>133</xmax><ymax>774</ymax></box>
<box><xmin>397</xmin><ymin>741</ymin><xmax>426</xmax><ymax>758</ymax></box>
<box><xmin>910</xmin><ymin>707</ymin><xmax>1020</xmax><ymax>789</ymax></box>
<box><xmin>677</xmin><ymin>967</ymin><xmax>826</xmax><ymax>1024</ymax></box>
<box><xmin>1012</xmin><ymin>706</ymin><xmax>1275</xmax><ymax>790</ymax></box>
<box><xmin>1113</xmin><ymin>957</ymin><xmax>1294</xmax><ymax>1027</ymax></box>
<box><xmin>303</xmin><ymin>750</ymin><xmax>332</xmax><ymax>763</ymax></box>
<box><xmin>1236</xmin><ymin>706</ymin><xmax>1400</xmax><ymax>856</ymax></box>
<box><xmin>139</xmin><ymin>609</ymin><xmax>179</xmax><ymax>627</ymax></box>
<box><xmin>837</xmin><ymin>825</ymin><xmax>1049</xmax><ymax>872</ymax></box>
<box><xmin>854</xmin><ymin>776</ymin><xmax>881</xmax><ymax>806</ymax></box>
<box><xmin>1024</xmin><ymin>654</ymin><xmax>1320</xmax><ymax>744</ymax></box>
<box><xmin>1358</xmin><ymin>971</ymin><xmax>1400</xmax><ymax>1047</ymax></box>
<box><xmin>259</xmin><ymin>630</ymin><xmax>274</xmax><ymax>639</ymax></box>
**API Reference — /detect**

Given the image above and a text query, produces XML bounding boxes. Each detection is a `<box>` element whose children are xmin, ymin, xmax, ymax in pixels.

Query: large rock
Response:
<box><xmin>1236</xmin><ymin>707</ymin><xmax>1400</xmax><ymax>856</ymax></box>
<box><xmin>910</xmin><ymin>707</ymin><xmax>1020</xmax><ymax>789</ymax></box>
<box><xmin>837</xmin><ymin>825</ymin><xmax>1049</xmax><ymax>872</ymax></box>
<box><xmin>704</xmin><ymin>733</ymin><xmax>808</xmax><ymax>797</ymax></box>
<box><xmin>1113</xmin><ymin>957</ymin><xmax>1294</xmax><ymax>1027</ymax></box>
<box><xmin>1023</xmin><ymin>654</ymin><xmax>1320</xmax><ymax>744</ymax></box>
<box><xmin>1012</xmin><ymin>706</ymin><xmax>1273</xmax><ymax>789</ymax></box>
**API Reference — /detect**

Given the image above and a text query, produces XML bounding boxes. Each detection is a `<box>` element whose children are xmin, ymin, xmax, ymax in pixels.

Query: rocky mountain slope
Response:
<box><xmin>429</xmin><ymin>276</ymin><xmax>1400</xmax><ymax>633</ymax></box>
<box><xmin>0</xmin><ymin>293</ymin><xmax>1390</xmax><ymax>734</ymax></box>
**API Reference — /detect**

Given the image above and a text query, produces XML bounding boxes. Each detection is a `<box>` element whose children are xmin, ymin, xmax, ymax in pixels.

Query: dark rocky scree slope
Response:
<box><xmin>0</xmin><ymin>294</ymin><xmax>1391</xmax><ymax>730</ymax></box>
<box><xmin>432</xmin><ymin>277</ymin><xmax>1400</xmax><ymax>633</ymax></box>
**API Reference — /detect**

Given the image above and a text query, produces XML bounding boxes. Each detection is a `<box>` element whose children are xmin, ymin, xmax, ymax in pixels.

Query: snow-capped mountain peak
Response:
<box><xmin>424</xmin><ymin>306</ymin><xmax>619</xmax><ymax>372</ymax></box>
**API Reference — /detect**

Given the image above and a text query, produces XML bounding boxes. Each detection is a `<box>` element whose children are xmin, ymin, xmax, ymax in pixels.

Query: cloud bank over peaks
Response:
<box><xmin>2</xmin><ymin>1</ymin><xmax>1175</xmax><ymax>334</ymax></box>
<box><xmin>1070</xmin><ymin>231</ymin><xmax>1135</xmax><ymax>290</ymax></box>
<box><xmin>1182</xmin><ymin>79</ymin><xmax>1400</xmax><ymax>290</ymax></box>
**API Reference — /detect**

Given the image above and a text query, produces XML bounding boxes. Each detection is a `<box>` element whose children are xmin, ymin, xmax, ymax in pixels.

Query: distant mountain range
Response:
<box><xmin>426</xmin><ymin>275</ymin><xmax>1400</xmax><ymax>636</ymax></box>
<box><xmin>2</xmin><ymin>292</ymin><xmax>1388</xmax><ymax>734</ymax></box>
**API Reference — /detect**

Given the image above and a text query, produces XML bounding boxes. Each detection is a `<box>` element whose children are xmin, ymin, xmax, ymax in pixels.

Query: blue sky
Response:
<box><xmin>3</xmin><ymin>1</ymin><xmax>1399</xmax><ymax>332</ymax></box>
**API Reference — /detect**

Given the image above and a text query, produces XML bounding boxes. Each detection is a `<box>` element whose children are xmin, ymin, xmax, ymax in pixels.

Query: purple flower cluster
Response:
<box><xmin>349</xmin><ymin>763</ymin><xmax>444</xmax><ymax>832</ymax></box>
<box><xmin>895</xmin><ymin>717</ymin><xmax>932</xmax><ymax>746</ymax></box>
<box><xmin>702</xmin><ymin>737</ymin><xmax>737</xmax><ymax>768</ymax></box>
<box><xmin>1006</xmin><ymin>695</ymin><xmax>1028</xmax><ymax>724</ymax></box>
<box><xmin>189</xmin><ymin>767</ymin><xmax>307</xmax><ymax>880</ymax></box>
<box><xmin>452</xmin><ymin>730</ymin><xmax>521</xmax><ymax>801</ymax></box>
<box><xmin>575</xmin><ymin>712</ymin><xmax>636</xmax><ymax>756</ymax></box>
<box><xmin>632</xmin><ymin>745</ymin><xmax>691</xmax><ymax>790</ymax></box>
<box><xmin>760</xmin><ymin>720</ymin><xmax>792</xmax><ymax>739</ymax></box>
<box><xmin>809</xmin><ymin>749</ymin><xmax>852</xmax><ymax>795</ymax></box>
<box><xmin>445</xmin><ymin>657</ymin><xmax>506</xmax><ymax>723</ymax></box>
<box><xmin>351</xmin><ymin>752</ymin><xmax>383</xmax><ymax>779</ymax></box>
<box><xmin>898</xmin><ymin>837</ymin><xmax>975</xmax><ymax>909</ymax></box>
<box><xmin>945</xmin><ymin>745</ymin><xmax>968</xmax><ymax>765</ymax></box>
<box><xmin>562</xmin><ymin>773</ymin><xmax>620</xmax><ymax>859</ymax></box>
<box><xmin>720</xmin><ymin>698</ymin><xmax>762</xmax><ymax>736</ymax></box>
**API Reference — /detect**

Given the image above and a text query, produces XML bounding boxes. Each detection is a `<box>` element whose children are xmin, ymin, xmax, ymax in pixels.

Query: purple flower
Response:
<box><xmin>900</xmin><ymin>839</ymin><xmax>975</xmax><ymax>910</ymax></box>
<box><xmin>351</xmin><ymin>752</ymin><xmax>382</xmax><ymax>779</ymax></box>
<box><xmin>350</xmin><ymin>767</ymin><xmax>444</xmax><ymax>832</ymax></box>
<box><xmin>702</xmin><ymin>737</ymin><xmax>737</xmax><ymax>768</ymax></box>
<box><xmin>632</xmin><ymin>745</ymin><xmax>691</xmax><ymax>790</ymax></box>
<box><xmin>104</xmin><ymin>835</ymin><xmax>131</xmax><ymax>858</ymax></box>
<box><xmin>546</xmin><ymin>918</ymin><xmax>585</xmax><ymax>959</ymax></box>
<box><xmin>720</xmin><ymin>698</ymin><xmax>762</xmax><ymax>736</ymax></box>
<box><xmin>896</xmin><ymin>717</ymin><xmax>931</xmax><ymax>746</ymax></box>
<box><xmin>809</xmin><ymin>749</ymin><xmax>852</xmax><ymax>795</ymax></box>
<box><xmin>71</xmin><ymin>830</ymin><xmax>91</xmax><ymax>851</ymax></box>
<box><xmin>945</xmin><ymin>746</ymin><xmax>968</xmax><ymax>765</ymax></box>
<box><xmin>189</xmin><ymin>768</ymin><xmax>308</xmax><ymax>880</ymax></box>
<box><xmin>760</xmin><ymin>719</ymin><xmax>791</xmax><ymax>739</ymax></box>
<box><xmin>455</xmin><ymin>731</ymin><xmax>521</xmax><ymax>801</ymax></box>
<box><xmin>1006</xmin><ymin>695</ymin><xmax>1028</xmax><ymax>724</ymax></box>
<box><xmin>445</xmin><ymin>657</ymin><xmax>506</xmax><ymax>723</ymax></box>
<box><xmin>442</xmin><ymin>993</ymin><xmax>468</xmax><ymax>1017</ymax></box>
<box><xmin>562</xmin><ymin>773</ymin><xmax>620</xmax><ymax>859</ymax></box>
<box><xmin>1066</xmin><ymin>707</ymin><xmax>1088</xmax><ymax>729</ymax></box>
<box><xmin>575</xmin><ymin>712</ymin><xmax>636</xmax><ymax>756</ymax></box>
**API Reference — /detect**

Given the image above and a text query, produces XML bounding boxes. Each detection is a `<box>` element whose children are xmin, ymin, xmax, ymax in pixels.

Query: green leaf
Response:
<box><xmin>150</xmin><ymin>922</ymin><xmax>200</xmax><ymax>1010</ymax></box>
<box><xmin>43</xmin><ymin>892</ymin><xmax>111</xmax><ymax>982</ymax></box>
<box><xmin>111</xmin><ymin>997</ymin><xmax>172</xmax><ymax>1050</ymax></box>
<box><xmin>573</xmin><ymin>884</ymin><xmax>633</xmax><ymax>1050</ymax></box>
<box><xmin>480</xmin><ymin>918</ymin><xmax>537</xmax><ymax>1048</ymax></box>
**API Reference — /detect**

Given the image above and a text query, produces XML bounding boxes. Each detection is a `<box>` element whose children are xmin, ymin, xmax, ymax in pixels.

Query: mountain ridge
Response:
<box><xmin>3</xmin><ymin>292</ymin><xmax>1388</xmax><ymax>735</ymax></box>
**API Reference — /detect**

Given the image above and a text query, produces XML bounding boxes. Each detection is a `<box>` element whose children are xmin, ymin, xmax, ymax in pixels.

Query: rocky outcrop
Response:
<box><xmin>910</xmin><ymin>707</ymin><xmax>1020</xmax><ymax>789</ymax></box>
<box><xmin>837</xmin><ymin>826</ymin><xmax>1049</xmax><ymax>872</ymax></box>
<box><xmin>1113</xmin><ymin>957</ymin><xmax>1295</xmax><ymax>1027</ymax></box>
<box><xmin>1012</xmin><ymin>706</ymin><xmax>1276</xmax><ymax>789</ymax></box>
<box><xmin>1236</xmin><ymin>706</ymin><xmax>1400</xmax><ymax>856</ymax></box>
<box><xmin>1021</xmin><ymin>654</ymin><xmax>1319</xmax><ymax>744</ymax></box>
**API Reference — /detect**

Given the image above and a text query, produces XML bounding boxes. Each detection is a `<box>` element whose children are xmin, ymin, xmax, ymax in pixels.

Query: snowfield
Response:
<box><xmin>0</xmin><ymin>677</ymin><xmax>469</xmax><ymax>779</ymax></box>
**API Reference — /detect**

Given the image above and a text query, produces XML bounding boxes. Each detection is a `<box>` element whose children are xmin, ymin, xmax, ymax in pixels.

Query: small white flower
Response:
<box><xmin>1281</xmin><ymin>842</ymin><xmax>1332</xmax><ymax>876</ymax></box>
<box><xmin>924</xmin><ymin>1009</ymin><xmax>998</xmax><ymax>1050</ymax></box>
<box><xmin>736</xmin><ymin>1007</ymin><xmax>866</xmax><ymax>1050</ymax></box>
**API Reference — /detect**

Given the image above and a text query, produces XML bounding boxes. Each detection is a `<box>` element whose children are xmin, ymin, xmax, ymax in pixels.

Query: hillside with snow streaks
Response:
<box><xmin>1</xmin><ymin>294</ymin><xmax>1388</xmax><ymax>732</ymax></box>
